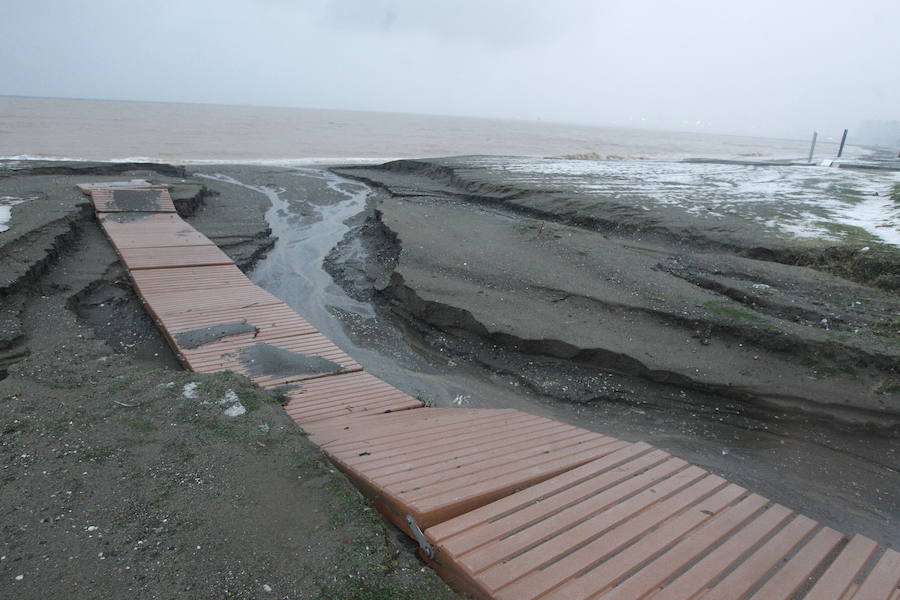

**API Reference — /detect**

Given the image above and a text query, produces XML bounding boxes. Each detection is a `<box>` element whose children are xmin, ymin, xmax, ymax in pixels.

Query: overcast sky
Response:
<box><xmin>2</xmin><ymin>0</ymin><xmax>897</xmax><ymax>138</ymax></box>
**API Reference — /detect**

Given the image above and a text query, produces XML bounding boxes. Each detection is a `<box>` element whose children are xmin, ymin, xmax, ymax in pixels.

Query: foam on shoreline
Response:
<box><xmin>0</xmin><ymin>195</ymin><xmax>32</xmax><ymax>232</ymax></box>
<box><xmin>0</xmin><ymin>154</ymin><xmax>399</xmax><ymax>167</ymax></box>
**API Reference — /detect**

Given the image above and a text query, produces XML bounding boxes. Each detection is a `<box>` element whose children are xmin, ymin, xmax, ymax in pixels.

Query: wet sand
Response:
<box><xmin>262</xmin><ymin>162</ymin><xmax>897</xmax><ymax>546</ymax></box>
<box><xmin>0</xmin><ymin>160</ymin><xmax>457</xmax><ymax>599</ymax></box>
<box><xmin>1</xmin><ymin>157</ymin><xmax>898</xmax><ymax>600</ymax></box>
<box><xmin>187</xmin><ymin>162</ymin><xmax>899</xmax><ymax>547</ymax></box>
<box><xmin>333</xmin><ymin>157</ymin><xmax>899</xmax><ymax>423</ymax></box>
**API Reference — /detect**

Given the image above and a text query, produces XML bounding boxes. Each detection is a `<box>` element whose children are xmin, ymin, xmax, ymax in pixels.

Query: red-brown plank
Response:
<box><xmin>852</xmin><ymin>548</ymin><xmax>900</xmax><ymax>600</ymax></box>
<box><xmin>426</xmin><ymin>442</ymin><xmax>656</xmax><ymax>548</ymax></box>
<box><xmin>550</xmin><ymin>484</ymin><xmax>748</xmax><ymax>600</ymax></box>
<box><xmin>77</xmin><ymin>180</ymin><xmax>153</xmax><ymax>194</ymax></box>
<box><xmin>701</xmin><ymin>515</ymin><xmax>819</xmax><ymax>600</ymax></box>
<box><xmin>651</xmin><ymin>503</ymin><xmax>795</xmax><ymax>599</ymax></box>
<box><xmin>490</xmin><ymin>473</ymin><xmax>724</xmax><ymax>600</ymax></box>
<box><xmin>99</xmin><ymin>213</ymin><xmax>210</xmax><ymax>248</ymax></box>
<box><xmin>433</xmin><ymin>446</ymin><xmax>665</xmax><ymax>560</ymax></box>
<box><xmin>282</xmin><ymin>371</ymin><xmax>422</xmax><ymax>424</ymax></box>
<box><xmin>313</xmin><ymin>408</ymin><xmax>526</xmax><ymax>448</ymax></box>
<box><xmin>91</xmin><ymin>187</ymin><xmax>176</xmax><ymax>212</ymax></box>
<box><xmin>597</xmin><ymin>493</ymin><xmax>770</xmax><ymax>600</ymax></box>
<box><xmin>748</xmin><ymin>527</ymin><xmax>845</xmax><ymax>600</ymax></box>
<box><xmin>805</xmin><ymin>535</ymin><xmax>881</xmax><ymax>600</ymax></box>
<box><xmin>119</xmin><ymin>245</ymin><xmax>234</xmax><ymax>269</ymax></box>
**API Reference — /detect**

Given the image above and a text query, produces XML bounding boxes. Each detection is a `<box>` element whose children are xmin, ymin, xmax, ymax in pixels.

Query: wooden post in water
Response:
<box><xmin>837</xmin><ymin>128</ymin><xmax>848</xmax><ymax>158</ymax></box>
<box><xmin>807</xmin><ymin>131</ymin><xmax>818</xmax><ymax>163</ymax></box>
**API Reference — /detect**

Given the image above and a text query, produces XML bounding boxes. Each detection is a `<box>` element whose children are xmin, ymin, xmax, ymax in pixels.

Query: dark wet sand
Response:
<box><xmin>180</xmin><ymin>162</ymin><xmax>900</xmax><ymax>547</ymax></box>
<box><xmin>253</xmin><ymin>162</ymin><xmax>899</xmax><ymax>547</ymax></box>
<box><xmin>0</xmin><ymin>160</ymin><xmax>457</xmax><ymax>599</ymax></box>
<box><xmin>2</xmin><ymin>156</ymin><xmax>897</xmax><ymax>574</ymax></box>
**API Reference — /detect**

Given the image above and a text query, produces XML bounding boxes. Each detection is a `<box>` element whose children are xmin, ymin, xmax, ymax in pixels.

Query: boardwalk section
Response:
<box><xmin>282</xmin><ymin>371</ymin><xmax>423</xmax><ymax>425</ymax></box>
<box><xmin>308</xmin><ymin>408</ymin><xmax>631</xmax><ymax>534</ymax></box>
<box><xmin>84</xmin><ymin>182</ymin><xmax>899</xmax><ymax>600</ymax></box>
<box><xmin>90</xmin><ymin>186</ymin><xmax>176</xmax><ymax>213</ymax></box>
<box><xmin>424</xmin><ymin>444</ymin><xmax>864</xmax><ymax>600</ymax></box>
<box><xmin>87</xmin><ymin>185</ymin><xmax>418</xmax><ymax>422</ymax></box>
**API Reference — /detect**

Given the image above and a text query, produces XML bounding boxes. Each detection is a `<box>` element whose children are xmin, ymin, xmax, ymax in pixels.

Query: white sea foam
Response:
<box><xmin>0</xmin><ymin>196</ymin><xmax>33</xmax><ymax>233</ymax></box>
<box><xmin>0</xmin><ymin>154</ymin><xmax>89</xmax><ymax>162</ymax></box>
<box><xmin>830</xmin><ymin>195</ymin><xmax>900</xmax><ymax>246</ymax></box>
<box><xmin>468</xmin><ymin>158</ymin><xmax>900</xmax><ymax>246</ymax></box>
<box><xmin>0</xmin><ymin>154</ymin><xmax>398</xmax><ymax>167</ymax></box>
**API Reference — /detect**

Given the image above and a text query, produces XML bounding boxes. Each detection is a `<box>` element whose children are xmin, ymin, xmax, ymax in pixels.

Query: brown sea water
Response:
<box><xmin>0</xmin><ymin>96</ymin><xmax>855</xmax><ymax>163</ymax></box>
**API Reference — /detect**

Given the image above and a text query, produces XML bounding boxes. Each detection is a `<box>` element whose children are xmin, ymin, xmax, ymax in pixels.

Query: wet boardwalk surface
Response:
<box><xmin>85</xmin><ymin>183</ymin><xmax>899</xmax><ymax>599</ymax></box>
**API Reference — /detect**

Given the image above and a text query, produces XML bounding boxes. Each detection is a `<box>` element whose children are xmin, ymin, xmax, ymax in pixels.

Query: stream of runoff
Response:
<box><xmin>204</xmin><ymin>170</ymin><xmax>375</xmax><ymax>325</ymax></box>
<box><xmin>201</xmin><ymin>165</ymin><xmax>898</xmax><ymax>547</ymax></box>
<box><xmin>200</xmin><ymin>168</ymin><xmax>551</xmax><ymax>413</ymax></box>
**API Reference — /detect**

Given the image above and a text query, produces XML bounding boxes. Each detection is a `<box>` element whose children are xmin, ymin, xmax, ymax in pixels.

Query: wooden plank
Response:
<box><xmin>337</xmin><ymin>416</ymin><xmax>574</xmax><ymax>470</ymax></box>
<box><xmin>99</xmin><ymin>212</ymin><xmax>210</xmax><ymax>248</ymax></box>
<box><xmin>91</xmin><ymin>187</ymin><xmax>176</xmax><ymax>212</ymax></box>
<box><xmin>452</xmin><ymin>458</ymin><xmax>692</xmax><ymax>576</ymax></box>
<box><xmin>372</xmin><ymin>425</ymin><xmax>598</xmax><ymax>484</ymax></box>
<box><xmin>548</xmin><ymin>484</ymin><xmax>748</xmax><ymax>600</ymax></box>
<box><xmin>852</xmin><ymin>549</ymin><xmax>900</xmax><ymax>600</ymax></box>
<box><xmin>118</xmin><ymin>245</ymin><xmax>234</xmax><ymax>269</ymax></box>
<box><xmin>77</xmin><ymin>180</ymin><xmax>153</xmax><ymax>194</ymax></box>
<box><xmin>396</xmin><ymin>431</ymin><xmax>613</xmax><ymax>492</ymax></box>
<box><xmin>282</xmin><ymin>371</ymin><xmax>422</xmax><ymax>425</ymax></box>
<box><xmin>808</xmin><ymin>537</ymin><xmax>882</xmax><ymax>600</ymax></box>
<box><xmin>701</xmin><ymin>515</ymin><xmax>820</xmax><ymax>600</ymax></box>
<box><xmin>748</xmin><ymin>527</ymin><xmax>844</xmax><ymax>600</ymax></box>
<box><xmin>320</xmin><ymin>408</ymin><xmax>626</xmax><ymax>534</ymax></box>
<box><xmin>158</xmin><ymin>302</ymin><xmax>311</xmax><ymax>334</ymax></box>
<box><xmin>426</xmin><ymin>442</ymin><xmax>656</xmax><ymax>547</ymax></box>
<box><xmin>138</xmin><ymin>286</ymin><xmax>284</xmax><ymax>319</ymax></box>
<box><xmin>130</xmin><ymin>264</ymin><xmax>253</xmax><ymax>294</ymax></box>
<box><xmin>488</xmin><ymin>472</ymin><xmax>721</xmax><ymax>600</ymax></box>
<box><xmin>651</xmin><ymin>503</ymin><xmax>795</xmax><ymax>599</ymax></box>
<box><xmin>310</xmin><ymin>408</ymin><xmax>523</xmax><ymax>447</ymax></box>
<box><xmin>597</xmin><ymin>493</ymin><xmax>770</xmax><ymax>600</ymax></box>
<box><xmin>183</xmin><ymin>334</ymin><xmax>361</xmax><ymax>381</ymax></box>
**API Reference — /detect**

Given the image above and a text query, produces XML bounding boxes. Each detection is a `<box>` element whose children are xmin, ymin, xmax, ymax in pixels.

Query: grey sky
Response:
<box><xmin>2</xmin><ymin>0</ymin><xmax>897</xmax><ymax>138</ymax></box>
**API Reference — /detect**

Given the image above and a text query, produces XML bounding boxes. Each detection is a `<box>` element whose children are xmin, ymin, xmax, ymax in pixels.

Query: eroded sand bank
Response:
<box><xmin>331</xmin><ymin>157</ymin><xmax>899</xmax><ymax>426</ymax></box>
<box><xmin>0</xmin><ymin>160</ymin><xmax>457</xmax><ymax>599</ymax></box>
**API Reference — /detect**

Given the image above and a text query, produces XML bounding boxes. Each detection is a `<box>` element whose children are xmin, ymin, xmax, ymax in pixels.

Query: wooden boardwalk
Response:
<box><xmin>85</xmin><ymin>183</ymin><xmax>899</xmax><ymax>599</ymax></box>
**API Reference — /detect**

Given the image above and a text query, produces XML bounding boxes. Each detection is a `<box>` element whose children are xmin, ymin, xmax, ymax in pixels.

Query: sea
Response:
<box><xmin>0</xmin><ymin>95</ymin><xmax>860</xmax><ymax>164</ymax></box>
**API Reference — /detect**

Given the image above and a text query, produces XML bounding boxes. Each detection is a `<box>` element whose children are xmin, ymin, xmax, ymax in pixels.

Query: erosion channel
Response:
<box><xmin>210</xmin><ymin>160</ymin><xmax>899</xmax><ymax>548</ymax></box>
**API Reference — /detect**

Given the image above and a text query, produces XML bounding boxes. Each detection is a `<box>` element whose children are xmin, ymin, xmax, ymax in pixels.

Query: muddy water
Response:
<box><xmin>206</xmin><ymin>166</ymin><xmax>899</xmax><ymax>548</ymax></box>
<box><xmin>200</xmin><ymin>168</ymin><xmax>552</xmax><ymax>414</ymax></box>
<box><xmin>201</xmin><ymin>170</ymin><xmax>375</xmax><ymax>325</ymax></box>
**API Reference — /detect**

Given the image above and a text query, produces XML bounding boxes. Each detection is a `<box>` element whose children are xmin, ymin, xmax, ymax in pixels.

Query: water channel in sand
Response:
<box><xmin>197</xmin><ymin>165</ymin><xmax>899</xmax><ymax>547</ymax></box>
<box><xmin>198</xmin><ymin>168</ymin><xmax>549</xmax><ymax>414</ymax></box>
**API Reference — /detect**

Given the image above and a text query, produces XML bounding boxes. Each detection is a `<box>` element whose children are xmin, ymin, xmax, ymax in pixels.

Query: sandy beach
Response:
<box><xmin>4</xmin><ymin>0</ymin><xmax>900</xmax><ymax>593</ymax></box>
<box><xmin>1</xmin><ymin>153</ymin><xmax>898</xmax><ymax>597</ymax></box>
<box><xmin>0</xmin><ymin>160</ymin><xmax>457</xmax><ymax>599</ymax></box>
